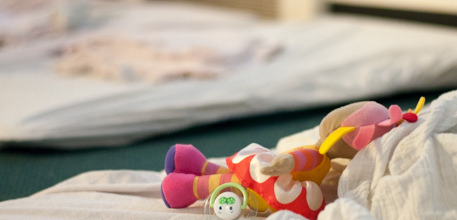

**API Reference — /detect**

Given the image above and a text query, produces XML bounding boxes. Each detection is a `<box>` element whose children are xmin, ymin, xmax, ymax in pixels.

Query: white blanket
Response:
<box><xmin>1</xmin><ymin>90</ymin><xmax>456</xmax><ymax>220</ymax></box>
<box><xmin>274</xmin><ymin>91</ymin><xmax>457</xmax><ymax>219</ymax></box>
<box><xmin>2</xmin><ymin>1</ymin><xmax>457</xmax><ymax>148</ymax></box>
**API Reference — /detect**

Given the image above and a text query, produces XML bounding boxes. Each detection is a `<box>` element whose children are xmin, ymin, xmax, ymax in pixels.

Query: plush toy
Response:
<box><xmin>161</xmin><ymin>97</ymin><xmax>425</xmax><ymax>219</ymax></box>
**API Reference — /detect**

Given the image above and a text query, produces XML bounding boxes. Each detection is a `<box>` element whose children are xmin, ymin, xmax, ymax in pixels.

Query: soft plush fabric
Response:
<box><xmin>341</xmin><ymin>102</ymin><xmax>393</xmax><ymax>150</ymax></box>
<box><xmin>165</xmin><ymin>144</ymin><xmax>207</xmax><ymax>176</ymax></box>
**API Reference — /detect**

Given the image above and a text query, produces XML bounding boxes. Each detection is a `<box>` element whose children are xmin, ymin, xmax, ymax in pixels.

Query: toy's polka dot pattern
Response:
<box><xmin>226</xmin><ymin>145</ymin><xmax>326</xmax><ymax>220</ymax></box>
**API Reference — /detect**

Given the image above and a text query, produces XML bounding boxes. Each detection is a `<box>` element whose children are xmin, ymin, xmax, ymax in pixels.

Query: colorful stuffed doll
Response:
<box><xmin>162</xmin><ymin>143</ymin><xmax>329</xmax><ymax>219</ymax></box>
<box><xmin>161</xmin><ymin>97</ymin><xmax>425</xmax><ymax>219</ymax></box>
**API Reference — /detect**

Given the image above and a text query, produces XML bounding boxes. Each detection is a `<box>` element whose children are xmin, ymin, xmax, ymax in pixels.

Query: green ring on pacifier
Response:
<box><xmin>210</xmin><ymin>183</ymin><xmax>247</xmax><ymax>209</ymax></box>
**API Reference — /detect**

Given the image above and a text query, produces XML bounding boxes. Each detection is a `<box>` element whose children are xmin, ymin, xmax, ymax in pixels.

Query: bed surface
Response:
<box><xmin>1</xmin><ymin>89</ymin><xmax>456</xmax><ymax>220</ymax></box>
<box><xmin>0</xmin><ymin>90</ymin><xmax>445</xmax><ymax>202</ymax></box>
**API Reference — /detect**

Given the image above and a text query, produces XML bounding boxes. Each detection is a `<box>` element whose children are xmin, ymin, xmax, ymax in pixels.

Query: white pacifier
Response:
<box><xmin>213</xmin><ymin>191</ymin><xmax>242</xmax><ymax>220</ymax></box>
<box><xmin>204</xmin><ymin>182</ymin><xmax>256</xmax><ymax>220</ymax></box>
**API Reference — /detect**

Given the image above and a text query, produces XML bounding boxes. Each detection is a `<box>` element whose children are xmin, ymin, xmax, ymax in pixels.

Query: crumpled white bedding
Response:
<box><xmin>274</xmin><ymin>91</ymin><xmax>457</xmax><ymax>219</ymax></box>
<box><xmin>2</xmin><ymin>1</ymin><xmax>457</xmax><ymax>148</ymax></box>
<box><xmin>1</xmin><ymin>90</ymin><xmax>456</xmax><ymax>220</ymax></box>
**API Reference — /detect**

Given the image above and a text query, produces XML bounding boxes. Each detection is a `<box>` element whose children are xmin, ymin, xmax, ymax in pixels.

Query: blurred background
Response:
<box><xmin>1</xmin><ymin>0</ymin><xmax>457</xmax><ymax>202</ymax></box>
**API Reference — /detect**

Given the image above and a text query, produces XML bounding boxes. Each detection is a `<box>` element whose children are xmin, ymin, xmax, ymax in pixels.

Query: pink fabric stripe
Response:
<box><xmin>291</xmin><ymin>151</ymin><xmax>307</xmax><ymax>171</ymax></box>
<box><xmin>220</xmin><ymin>174</ymin><xmax>233</xmax><ymax>184</ymax></box>
<box><xmin>310</xmin><ymin>151</ymin><xmax>319</xmax><ymax>169</ymax></box>
<box><xmin>219</xmin><ymin>174</ymin><xmax>235</xmax><ymax>193</ymax></box>
<box><xmin>293</xmin><ymin>149</ymin><xmax>324</xmax><ymax>171</ymax></box>
<box><xmin>204</xmin><ymin>162</ymin><xmax>220</xmax><ymax>175</ymax></box>
<box><xmin>197</xmin><ymin>175</ymin><xmax>210</xmax><ymax>199</ymax></box>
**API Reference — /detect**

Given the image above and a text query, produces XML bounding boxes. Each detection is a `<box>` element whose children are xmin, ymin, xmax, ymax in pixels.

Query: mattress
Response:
<box><xmin>1</xmin><ymin>1</ymin><xmax>457</xmax><ymax>149</ymax></box>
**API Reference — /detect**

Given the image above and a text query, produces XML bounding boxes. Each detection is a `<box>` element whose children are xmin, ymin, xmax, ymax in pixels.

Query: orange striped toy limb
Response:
<box><xmin>285</xmin><ymin>145</ymin><xmax>331</xmax><ymax>184</ymax></box>
<box><xmin>285</xmin><ymin>145</ymin><xmax>323</xmax><ymax>172</ymax></box>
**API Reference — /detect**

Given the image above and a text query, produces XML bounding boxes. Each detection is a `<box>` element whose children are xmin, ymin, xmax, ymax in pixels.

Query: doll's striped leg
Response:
<box><xmin>161</xmin><ymin>173</ymin><xmax>239</xmax><ymax>208</ymax></box>
<box><xmin>192</xmin><ymin>173</ymin><xmax>240</xmax><ymax>200</ymax></box>
<box><xmin>165</xmin><ymin>144</ymin><xmax>230</xmax><ymax>175</ymax></box>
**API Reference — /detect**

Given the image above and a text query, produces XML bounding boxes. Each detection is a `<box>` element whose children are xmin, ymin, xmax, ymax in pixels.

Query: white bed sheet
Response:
<box><xmin>1</xmin><ymin>90</ymin><xmax>456</xmax><ymax>220</ymax></box>
<box><xmin>2</xmin><ymin>1</ymin><xmax>457</xmax><ymax>148</ymax></box>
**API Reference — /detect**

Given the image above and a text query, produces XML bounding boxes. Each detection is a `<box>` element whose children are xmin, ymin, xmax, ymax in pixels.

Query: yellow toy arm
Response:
<box><xmin>318</xmin><ymin>127</ymin><xmax>356</xmax><ymax>155</ymax></box>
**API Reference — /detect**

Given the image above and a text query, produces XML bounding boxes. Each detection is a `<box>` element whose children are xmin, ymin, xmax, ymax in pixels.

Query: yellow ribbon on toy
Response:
<box><xmin>414</xmin><ymin>96</ymin><xmax>425</xmax><ymax>114</ymax></box>
<box><xmin>319</xmin><ymin>126</ymin><xmax>356</xmax><ymax>155</ymax></box>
